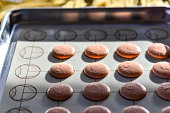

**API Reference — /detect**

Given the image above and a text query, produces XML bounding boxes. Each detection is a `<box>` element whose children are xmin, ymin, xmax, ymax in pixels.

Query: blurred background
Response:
<box><xmin>0</xmin><ymin>0</ymin><xmax>170</xmax><ymax>22</ymax></box>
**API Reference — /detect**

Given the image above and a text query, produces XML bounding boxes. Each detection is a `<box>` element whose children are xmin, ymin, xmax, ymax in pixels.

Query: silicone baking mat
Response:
<box><xmin>0</xmin><ymin>23</ymin><xmax>169</xmax><ymax>113</ymax></box>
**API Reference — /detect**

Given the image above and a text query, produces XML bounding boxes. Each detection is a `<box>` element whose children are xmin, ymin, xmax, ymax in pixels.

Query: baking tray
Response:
<box><xmin>0</xmin><ymin>7</ymin><xmax>170</xmax><ymax>113</ymax></box>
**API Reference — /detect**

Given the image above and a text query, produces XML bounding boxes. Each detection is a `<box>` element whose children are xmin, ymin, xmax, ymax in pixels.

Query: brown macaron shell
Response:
<box><xmin>156</xmin><ymin>82</ymin><xmax>170</xmax><ymax>101</ymax></box>
<box><xmin>52</xmin><ymin>44</ymin><xmax>75</xmax><ymax>59</ymax></box>
<box><xmin>117</xmin><ymin>61</ymin><xmax>143</xmax><ymax>78</ymax></box>
<box><xmin>50</xmin><ymin>63</ymin><xmax>74</xmax><ymax>78</ymax></box>
<box><xmin>148</xmin><ymin>43</ymin><xmax>170</xmax><ymax>59</ymax></box>
<box><xmin>84</xmin><ymin>62</ymin><xmax>109</xmax><ymax>78</ymax></box>
<box><xmin>120</xmin><ymin>82</ymin><xmax>147</xmax><ymax>100</ymax></box>
<box><xmin>47</xmin><ymin>83</ymin><xmax>73</xmax><ymax>101</ymax></box>
<box><xmin>152</xmin><ymin>62</ymin><xmax>170</xmax><ymax>79</ymax></box>
<box><xmin>167</xmin><ymin>45</ymin><xmax>170</xmax><ymax>57</ymax></box>
<box><xmin>116</xmin><ymin>43</ymin><xmax>141</xmax><ymax>58</ymax></box>
<box><xmin>83</xmin><ymin>82</ymin><xmax>110</xmax><ymax>101</ymax></box>
<box><xmin>85</xmin><ymin>44</ymin><xmax>109</xmax><ymax>59</ymax></box>
<box><xmin>45</xmin><ymin>107</ymin><xmax>71</xmax><ymax>113</ymax></box>
<box><xmin>161</xmin><ymin>106</ymin><xmax>170</xmax><ymax>113</ymax></box>
<box><xmin>83</xmin><ymin>105</ymin><xmax>111</xmax><ymax>113</ymax></box>
<box><xmin>122</xmin><ymin>105</ymin><xmax>150</xmax><ymax>113</ymax></box>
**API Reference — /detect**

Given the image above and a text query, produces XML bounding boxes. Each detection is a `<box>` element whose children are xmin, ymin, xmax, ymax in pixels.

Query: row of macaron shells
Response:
<box><xmin>46</xmin><ymin>104</ymin><xmax>170</xmax><ymax>113</ymax></box>
<box><xmin>46</xmin><ymin>82</ymin><xmax>170</xmax><ymax>113</ymax></box>
<box><xmin>52</xmin><ymin>43</ymin><xmax>170</xmax><ymax>60</ymax></box>
<box><xmin>46</xmin><ymin>105</ymin><xmax>170</xmax><ymax>113</ymax></box>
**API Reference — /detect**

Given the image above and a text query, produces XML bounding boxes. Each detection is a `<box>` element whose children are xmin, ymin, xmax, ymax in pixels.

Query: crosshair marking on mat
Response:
<box><xmin>15</xmin><ymin>64</ymin><xmax>41</xmax><ymax>79</ymax></box>
<box><xmin>54</xmin><ymin>29</ymin><xmax>77</xmax><ymax>41</ymax></box>
<box><xmin>145</xmin><ymin>28</ymin><xmax>169</xmax><ymax>41</ymax></box>
<box><xmin>6</xmin><ymin>107</ymin><xmax>32</xmax><ymax>113</ymax></box>
<box><xmin>84</xmin><ymin>29</ymin><xmax>107</xmax><ymax>41</ymax></box>
<box><xmin>114</xmin><ymin>29</ymin><xmax>137</xmax><ymax>41</ymax></box>
<box><xmin>24</xmin><ymin>30</ymin><xmax>46</xmax><ymax>41</ymax></box>
<box><xmin>9</xmin><ymin>84</ymin><xmax>37</xmax><ymax>102</ymax></box>
<box><xmin>20</xmin><ymin>46</ymin><xmax>44</xmax><ymax>59</ymax></box>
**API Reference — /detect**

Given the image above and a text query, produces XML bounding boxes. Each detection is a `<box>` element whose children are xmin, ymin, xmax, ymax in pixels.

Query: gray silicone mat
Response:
<box><xmin>0</xmin><ymin>23</ymin><xmax>170</xmax><ymax>113</ymax></box>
